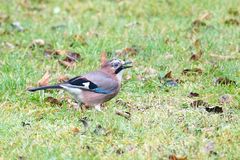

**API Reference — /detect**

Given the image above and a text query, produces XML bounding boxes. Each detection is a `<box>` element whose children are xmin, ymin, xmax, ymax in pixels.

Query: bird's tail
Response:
<box><xmin>28</xmin><ymin>85</ymin><xmax>62</xmax><ymax>92</ymax></box>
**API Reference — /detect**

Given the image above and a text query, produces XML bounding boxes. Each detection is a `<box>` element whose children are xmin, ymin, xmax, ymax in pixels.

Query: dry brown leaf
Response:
<box><xmin>44</xmin><ymin>96</ymin><xmax>62</xmax><ymax>106</ymax></box>
<box><xmin>44</xmin><ymin>49</ymin><xmax>67</xmax><ymax>57</ymax></box>
<box><xmin>191</xmin><ymin>100</ymin><xmax>223</xmax><ymax>113</ymax></box>
<box><xmin>57</xmin><ymin>75</ymin><xmax>69</xmax><ymax>83</ymax></box>
<box><xmin>193</xmin><ymin>39</ymin><xmax>201</xmax><ymax>50</ymax></box>
<box><xmin>169</xmin><ymin>154</ymin><xmax>187</xmax><ymax>160</ymax></box>
<box><xmin>58</xmin><ymin>60</ymin><xmax>75</xmax><ymax>68</ymax></box>
<box><xmin>190</xmin><ymin>50</ymin><xmax>203</xmax><ymax>61</ymax></box>
<box><xmin>188</xmin><ymin>92</ymin><xmax>200</xmax><ymax>98</ymax></box>
<box><xmin>3</xmin><ymin>42</ymin><xmax>15</xmax><ymax>49</ymax></box>
<box><xmin>198</xmin><ymin>12</ymin><xmax>212</xmax><ymax>21</ymax></box>
<box><xmin>37</xmin><ymin>71</ymin><xmax>50</xmax><ymax>86</ymax></box>
<box><xmin>65</xmin><ymin>52</ymin><xmax>81</xmax><ymax>62</ymax></box>
<box><xmin>190</xmin><ymin>100</ymin><xmax>210</xmax><ymax>108</ymax></box>
<box><xmin>71</xmin><ymin>127</ymin><xmax>80</xmax><ymax>134</ymax></box>
<box><xmin>215</xmin><ymin>77</ymin><xmax>236</xmax><ymax>85</ymax></box>
<box><xmin>192</xmin><ymin>20</ymin><xmax>206</xmax><ymax>27</ymax></box>
<box><xmin>115</xmin><ymin>99</ymin><xmax>131</xmax><ymax>108</ymax></box>
<box><xmin>30</xmin><ymin>39</ymin><xmax>45</xmax><ymax>48</ymax></box>
<box><xmin>164</xmin><ymin>71</ymin><xmax>173</xmax><ymax>79</ymax></box>
<box><xmin>115</xmin><ymin>109</ymin><xmax>131</xmax><ymax>119</ymax></box>
<box><xmin>182</xmin><ymin>68</ymin><xmax>203</xmax><ymax>75</ymax></box>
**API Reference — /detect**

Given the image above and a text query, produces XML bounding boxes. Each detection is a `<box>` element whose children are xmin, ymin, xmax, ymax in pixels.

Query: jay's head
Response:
<box><xmin>101</xmin><ymin>58</ymin><xmax>133</xmax><ymax>75</ymax></box>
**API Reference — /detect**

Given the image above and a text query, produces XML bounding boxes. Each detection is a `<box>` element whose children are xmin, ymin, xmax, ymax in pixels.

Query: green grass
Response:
<box><xmin>0</xmin><ymin>0</ymin><xmax>240</xmax><ymax>159</ymax></box>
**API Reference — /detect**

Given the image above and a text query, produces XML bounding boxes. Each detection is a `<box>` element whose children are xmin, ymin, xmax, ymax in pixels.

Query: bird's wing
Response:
<box><xmin>83</xmin><ymin>71</ymin><xmax>119</xmax><ymax>92</ymax></box>
<box><xmin>63</xmin><ymin>71</ymin><xmax>118</xmax><ymax>94</ymax></box>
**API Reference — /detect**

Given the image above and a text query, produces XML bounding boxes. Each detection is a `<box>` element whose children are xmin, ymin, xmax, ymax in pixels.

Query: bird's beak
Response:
<box><xmin>122</xmin><ymin>61</ymin><xmax>133</xmax><ymax>69</ymax></box>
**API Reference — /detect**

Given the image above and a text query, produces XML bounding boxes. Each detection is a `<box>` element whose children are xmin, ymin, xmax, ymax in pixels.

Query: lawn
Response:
<box><xmin>0</xmin><ymin>0</ymin><xmax>240</xmax><ymax>159</ymax></box>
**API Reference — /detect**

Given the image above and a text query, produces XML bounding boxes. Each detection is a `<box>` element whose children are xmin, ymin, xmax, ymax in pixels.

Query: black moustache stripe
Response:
<box><xmin>115</xmin><ymin>66</ymin><xmax>123</xmax><ymax>74</ymax></box>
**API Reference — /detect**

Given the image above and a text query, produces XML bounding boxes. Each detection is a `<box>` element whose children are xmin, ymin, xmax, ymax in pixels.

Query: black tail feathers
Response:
<box><xmin>28</xmin><ymin>85</ymin><xmax>62</xmax><ymax>92</ymax></box>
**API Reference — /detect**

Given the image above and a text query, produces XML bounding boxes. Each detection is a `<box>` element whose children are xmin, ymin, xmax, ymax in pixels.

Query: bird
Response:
<box><xmin>28</xmin><ymin>57</ymin><xmax>132</xmax><ymax>111</ymax></box>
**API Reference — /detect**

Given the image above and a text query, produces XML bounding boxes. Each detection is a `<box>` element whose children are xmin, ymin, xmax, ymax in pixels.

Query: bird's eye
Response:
<box><xmin>113</xmin><ymin>62</ymin><xmax>120</xmax><ymax>68</ymax></box>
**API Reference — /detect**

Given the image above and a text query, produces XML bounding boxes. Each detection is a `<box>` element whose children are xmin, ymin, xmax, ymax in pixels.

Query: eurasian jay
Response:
<box><xmin>28</xmin><ymin>57</ymin><xmax>132</xmax><ymax>111</ymax></box>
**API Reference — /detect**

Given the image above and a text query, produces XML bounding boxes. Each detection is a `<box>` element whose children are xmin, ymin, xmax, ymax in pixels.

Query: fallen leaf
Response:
<box><xmin>115</xmin><ymin>109</ymin><xmax>131</xmax><ymax>119</ymax></box>
<box><xmin>160</xmin><ymin>71</ymin><xmax>180</xmax><ymax>87</ymax></box>
<box><xmin>164</xmin><ymin>71</ymin><xmax>173</xmax><ymax>79</ymax></box>
<box><xmin>57</xmin><ymin>75</ymin><xmax>69</xmax><ymax>83</ymax></box>
<box><xmin>58</xmin><ymin>60</ymin><xmax>75</xmax><ymax>68</ymax></box>
<box><xmin>192</xmin><ymin>20</ymin><xmax>206</xmax><ymax>27</ymax></box>
<box><xmin>116</xmin><ymin>99</ymin><xmax>131</xmax><ymax>108</ymax></box>
<box><xmin>3</xmin><ymin>42</ymin><xmax>15</xmax><ymax>49</ymax></box>
<box><xmin>58</xmin><ymin>53</ymin><xmax>80</xmax><ymax>68</ymax></box>
<box><xmin>219</xmin><ymin>94</ymin><xmax>233</xmax><ymax>105</ymax></box>
<box><xmin>44</xmin><ymin>49</ymin><xmax>67</xmax><ymax>57</ymax></box>
<box><xmin>198</xmin><ymin>11</ymin><xmax>212</xmax><ymax>21</ymax></box>
<box><xmin>193</xmin><ymin>39</ymin><xmax>201</xmax><ymax>50</ymax></box>
<box><xmin>182</xmin><ymin>68</ymin><xmax>203</xmax><ymax>75</ymax></box>
<box><xmin>190</xmin><ymin>100</ymin><xmax>223</xmax><ymax>113</ymax></box>
<box><xmin>37</xmin><ymin>71</ymin><xmax>50</xmax><ymax>86</ymax></box>
<box><xmin>205</xmin><ymin>106</ymin><xmax>223</xmax><ymax>113</ymax></box>
<box><xmin>169</xmin><ymin>154</ymin><xmax>187</xmax><ymax>160</ymax></box>
<box><xmin>190</xmin><ymin>50</ymin><xmax>203</xmax><ymax>61</ymax></box>
<box><xmin>65</xmin><ymin>52</ymin><xmax>81</xmax><ymax>62</ymax></box>
<box><xmin>44</xmin><ymin>96</ymin><xmax>62</xmax><ymax>106</ymax></box>
<box><xmin>71</xmin><ymin>127</ymin><xmax>80</xmax><ymax>134</ymax></box>
<box><xmin>190</xmin><ymin>100</ymin><xmax>210</xmax><ymax>108</ymax></box>
<box><xmin>125</xmin><ymin>74</ymin><xmax>132</xmax><ymax>80</ymax></box>
<box><xmin>30</xmin><ymin>39</ymin><xmax>45</xmax><ymax>48</ymax></box>
<box><xmin>224</xmin><ymin>18</ymin><xmax>239</xmax><ymax>26</ymax></box>
<box><xmin>188</xmin><ymin>92</ymin><xmax>200</xmax><ymax>98</ymax></box>
<box><xmin>214</xmin><ymin>77</ymin><xmax>236</xmax><ymax>85</ymax></box>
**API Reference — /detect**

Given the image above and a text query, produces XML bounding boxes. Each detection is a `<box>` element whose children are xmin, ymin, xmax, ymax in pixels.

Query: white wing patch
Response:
<box><xmin>82</xmin><ymin>82</ymin><xmax>90</xmax><ymax>89</ymax></box>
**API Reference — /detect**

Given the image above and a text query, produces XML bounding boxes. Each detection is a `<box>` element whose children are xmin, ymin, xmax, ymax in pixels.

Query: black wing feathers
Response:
<box><xmin>67</xmin><ymin>76</ymin><xmax>98</xmax><ymax>89</ymax></box>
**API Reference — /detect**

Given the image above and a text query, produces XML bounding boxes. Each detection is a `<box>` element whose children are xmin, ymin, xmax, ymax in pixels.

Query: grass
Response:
<box><xmin>0</xmin><ymin>0</ymin><xmax>240</xmax><ymax>159</ymax></box>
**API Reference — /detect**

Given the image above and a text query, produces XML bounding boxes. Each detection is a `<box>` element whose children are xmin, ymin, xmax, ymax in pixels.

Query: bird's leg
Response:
<box><xmin>94</xmin><ymin>104</ymin><xmax>102</xmax><ymax>112</ymax></box>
